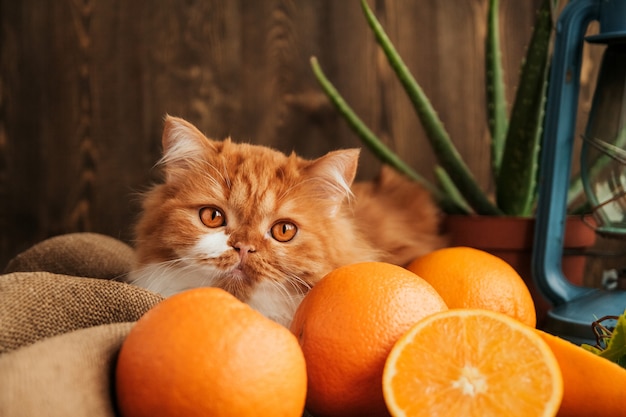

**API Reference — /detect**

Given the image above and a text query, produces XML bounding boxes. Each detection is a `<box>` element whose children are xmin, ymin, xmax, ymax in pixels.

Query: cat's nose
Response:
<box><xmin>234</xmin><ymin>242</ymin><xmax>256</xmax><ymax>261</ymax></box>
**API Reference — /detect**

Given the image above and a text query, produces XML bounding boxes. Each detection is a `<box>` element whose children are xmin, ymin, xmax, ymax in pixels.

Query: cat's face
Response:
<box><xmin>130</xmin><ymin>116</ymin><xmax>366</xmax><ymax>325</ymax></box>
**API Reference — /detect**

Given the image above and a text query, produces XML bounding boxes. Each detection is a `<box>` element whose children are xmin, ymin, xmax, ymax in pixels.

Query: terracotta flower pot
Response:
<box><xmin>443</xmin><ymin>215</ymin><xmax>597</xmax><ymax>327</ymax></box>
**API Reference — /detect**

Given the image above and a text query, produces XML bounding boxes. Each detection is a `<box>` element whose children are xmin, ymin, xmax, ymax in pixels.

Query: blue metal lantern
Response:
<box><xmin>533</xmin><ymin>0</ymin><xmax>626</xmax><ymax>344</ymax></box>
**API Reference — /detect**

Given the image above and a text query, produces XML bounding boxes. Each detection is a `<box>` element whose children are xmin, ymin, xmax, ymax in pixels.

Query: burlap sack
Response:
<box><xmin>0</xmin><ymin>322</ymin><xmax>134</xmax><ymax>417</ymax></box>
<box><xmin>0</xmin><ymin>232</ymin><xmax>165</xmax><ymax>416</ymax></box>
<box><xmin>0</xmin><ymin>271</ymin><xmax>163</xmax><ymax>354</ymax></box>
<box><xmin>4</xmin><ymin>232</ymin><xmax>135</xmax><ymax>279</ymax></box>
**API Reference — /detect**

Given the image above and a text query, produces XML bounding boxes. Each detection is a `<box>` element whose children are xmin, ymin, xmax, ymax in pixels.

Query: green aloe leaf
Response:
<box><xmin>360</xmin><ymin>0</ymin><xmax>501</xmax><ymax>215</ymax></box>
<box><xmin>310</xmin><ymin>57</ymin><xmax>468</xmax><ymax>214</ymax></box>
<box><xmin>486</xmin><ymin>0</ymin><xmax>508</xmax><ymax>178</ymax></box>
<box><xmin>434</xmin><ymin>166</ymin><xmax>472</xmax><ymax>215</ymax></box>
<box><xmin>309</xmin><ymin>58</ymin><xmax>432</xmax><ymax>190</ymax></box>
<box><xmin>495</xmin><ymin>0</ymin><xmax>554</xmax><ymax>216</ymax></box>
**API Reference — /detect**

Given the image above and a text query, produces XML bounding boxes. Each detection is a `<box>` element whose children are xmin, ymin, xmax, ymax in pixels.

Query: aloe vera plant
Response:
<box><xmin>312</xmin><ymin>0</ymin><xmax>557</xmax><ymax>216</ymax></box>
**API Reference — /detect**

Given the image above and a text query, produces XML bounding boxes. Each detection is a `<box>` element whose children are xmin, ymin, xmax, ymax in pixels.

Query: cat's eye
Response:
<box><xmin>199</xmin><ymin>207</ymin><xmax>226</xmax><ymax>228</ymax></box>
<box><xmin>271</xmin><ymin>221</ymin><xmax>297</xmax><ymax>242</ymax></box>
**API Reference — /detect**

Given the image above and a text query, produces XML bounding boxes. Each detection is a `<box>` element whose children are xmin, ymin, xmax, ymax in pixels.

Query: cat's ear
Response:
<box><xmin>160</xmin><ymin>115</ymin><xmax>217</xmax><ymax>179</ymax></box>
<box><xmin>306</xmin><ymin>148</ymin><xmax>360</xmax><ymax>210</ymax></box>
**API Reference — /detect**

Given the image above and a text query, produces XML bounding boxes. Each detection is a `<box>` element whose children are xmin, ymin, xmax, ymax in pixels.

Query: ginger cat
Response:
<box><xmin>127</xmin><ymin>116</ymin><xmax>445</xmax><ymax>326</ymax></box>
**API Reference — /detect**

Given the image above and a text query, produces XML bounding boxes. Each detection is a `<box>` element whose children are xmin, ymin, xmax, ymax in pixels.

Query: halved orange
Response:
<box><xmin>383</xmin><ymin>309</ymin><xmax>563</xmax><ymax>417</ymax></box>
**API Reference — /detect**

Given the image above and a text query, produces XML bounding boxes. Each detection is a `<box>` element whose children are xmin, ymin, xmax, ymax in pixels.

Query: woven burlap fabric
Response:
<box><xmin>0</xmin><ymin>234</ymin><xmax>166</xmax><ymax>416</ymax></box>
<box><xmin>4</xmin><ymin>232</ymin><xmax>135</xmax><ymax>279</ymax></box>
<box><xmin>0</xmin><ymin>271</ymin><xmax>163</xmax><ymax>354</ymax></box>
<box><xmin>0</xmin><ymin>322</ymin><xmax>133</xmax><ymax>417</ymax></box>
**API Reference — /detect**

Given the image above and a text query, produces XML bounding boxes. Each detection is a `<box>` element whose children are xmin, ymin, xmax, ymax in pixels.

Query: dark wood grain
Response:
<box><xmin>0</xmin><ymin>0</ymin><xmax>612</xmax><ymax>280</ymax></box>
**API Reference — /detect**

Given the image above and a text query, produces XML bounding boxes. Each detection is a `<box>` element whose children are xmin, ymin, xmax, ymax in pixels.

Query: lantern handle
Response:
<box><xmin>533</xmin><ymin>0</ymin><xmax>601</xmax><ymax>305</ymax></box>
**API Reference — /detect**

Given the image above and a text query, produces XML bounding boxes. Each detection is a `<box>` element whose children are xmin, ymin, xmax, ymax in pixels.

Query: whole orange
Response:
<box><xmin>406</xmin><ymin>246</ymin><xmax>536</xmax><ymax>327</ymax></box>
<box><xmin>115</xmin><ymin>287</ymin><xmax>307</xmax><ymax>417</ymax></box>
<box><xmin>289</xmin><ymin>262</ymin><xmax>448</xmax><ymax>417</ymax></box>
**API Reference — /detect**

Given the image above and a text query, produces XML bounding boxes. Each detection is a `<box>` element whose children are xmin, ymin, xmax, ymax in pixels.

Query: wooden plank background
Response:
<box><xmin>1</xmin><ymin>0</ymin><xmax>618</xmax><ymax>280</ymax></box>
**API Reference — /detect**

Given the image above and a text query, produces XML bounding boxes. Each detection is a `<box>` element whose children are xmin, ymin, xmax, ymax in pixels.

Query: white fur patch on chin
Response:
<box><xmin>246</xmin><ymin>281</ymin><xmax>305</xmax><ymax>328</ymax></box>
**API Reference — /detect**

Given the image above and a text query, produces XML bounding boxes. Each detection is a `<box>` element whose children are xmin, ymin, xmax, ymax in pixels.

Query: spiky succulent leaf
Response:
<box><xmin>486</xmin><ymin>0</ymin><xmax>509</xmax><ymax>178</ymax></box>
<box><xmin>309</xmin><ymin>58</ymin><xmax>430</xmax><ymax>187</ymax></box>
<box><xmin>434</xmin><ymin>166</ymin><xmax>473</xmax><ymax>215</ymax></box>
<box><xmin>495</xmin><ymin>0</ymin><xmax>553</xmax><ymax>216</ymax></box>
<box><xmin>360</xmin><ymin>0</ymin><xmax>501</xmax><ymax>215</ymax></box>
<box><xmin>310</xmin><ymin>57</ymin><xmax>471</xmax><ymax>212</ymax></box>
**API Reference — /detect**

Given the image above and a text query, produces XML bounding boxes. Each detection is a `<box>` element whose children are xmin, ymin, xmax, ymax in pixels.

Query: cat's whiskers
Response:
<box><xmin>251</xmin><ymin>260</ymin><xmax>311</xmax><ymax>297</ymax></box>
<box><xmin>247</xmin><ymin>275</ymin><xmax>305</xmax><ymax>327</ymax></box>
<box><xmin>219</xmin><ymin>158</ymin><xmax>232</xmax><ymax>189</ymax></box>
<box><xmin>128</xmin><ymin>257</ymin><xmax>222</xmax><ymax>296</ymax></box>
<box><xmin>268</xmin><ymin>277</ymin><xmax>298</xmax><ymax>301</ymax></box>
<box><xmin>215</xmin><ymin>271</ymin><xmax>250</xmax><ymax>298</ymax></box>
<box><xmin>298</xmin><ymin>176</ymin><xmax>354</xmax><ymax>201</ymax></box>
<box><xmin>132</xmin><ymin>238</ymin><xmax>329</xmax><ymax>327</ymax></box>
<box><xmin>203</xmin><ymin>161</ymin><xmax>231</xmax><ymax>189</ymax></box>
<box><xmin>276</xmin><ymin>176</ymin><xmax>351</xmax><ymax>203</ymax></box>
<box><xmin>282</xmin><ymin>271</ymin><xmax>312</xmax><ymax>295</ymax></box>
<box><xmin>196</xmin><ymin>160</ymin><xmax>229</xmax><ymax>192</ymax></box>
<box><xmin>126</xmin><ymin>258</ymin><xmax>180</xmax><ymax>290</ymax></box>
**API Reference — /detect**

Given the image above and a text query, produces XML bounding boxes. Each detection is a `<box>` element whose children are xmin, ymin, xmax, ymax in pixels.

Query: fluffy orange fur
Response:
<box><xmin>127</xmin><ymin>116</ymin><xmax>445</xmax><ymax>325</ymax></box>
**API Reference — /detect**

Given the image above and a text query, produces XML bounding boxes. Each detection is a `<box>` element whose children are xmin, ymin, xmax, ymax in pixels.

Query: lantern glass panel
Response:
<box><xmin>581</xmin><ymin>44</ymin><xmax>626</xmax><ymax>236</ymax></box>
